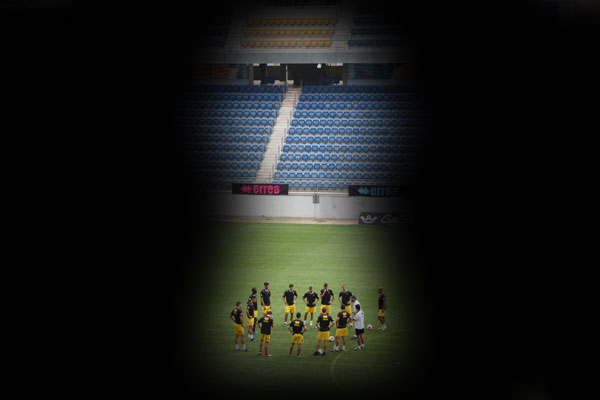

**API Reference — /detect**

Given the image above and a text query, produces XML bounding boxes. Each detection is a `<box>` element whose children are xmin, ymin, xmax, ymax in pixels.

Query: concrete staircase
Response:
<box><xmin>256</xmin><ymin>87</ymin><xmax>301</xmax><ymax>183</ymax></box>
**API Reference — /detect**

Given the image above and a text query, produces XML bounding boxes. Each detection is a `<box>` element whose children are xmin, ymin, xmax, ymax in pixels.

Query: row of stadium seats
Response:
<box><xmin>191</xmin><ymin>85</ymin><xmax>286</xmax><ymax>93</ymax></box>
<box><xmin>281</xmin><ymin>144</ymin><xmax>406</xmax><ymax>154</ymax></box>
<box><xmin>184</xmin><ymin>125</ymin><xmax>274</xmax><ymax>134</ymax></box>
<box><xmin>189</xmin><ymin>101</ymin><xmax>281</xmax><ymax>110</ymax></box>
<box><xmin>189</xmin><ymin>110</ymin><xmax>278</xmax><ymax>118</ymax></box>
<box><xmin>247</xmin><ymin>17</ymin><xmax>337</xmax><ymax>26</ymax></box>
<box><xmin>190</xmin><ymin>169</ymin><xmax>259</xmax><ymax>178</ymax></box>
<box><xmin>188</xmin><ymin>93</ymin><xmax>283</xmax><ymax>101</ymax></box>
<box><xmin>183</xmin><ymin>161</ymin><xmax>262</xmax><ymax>170</ymax></box>
<box><xmin>296</xmin><ymin>101</ymin><xmax>420</xmax><ymax>110</ymax></box>
<box><xmin>244</xmin><ymin>28</ymin><xmax>334</xmax><ymax>36</ymax></box>
<box><xmin>280</xmin><ymin>152</ymin><xmax>417</xmax><ymax>161</ymax></box>
<box><xmin>187</xmin><ymin>134</ymin><xmax>270</xmax><ymax>144</ymax></box>
<box><xmin>184</xmin><ymin>151</ymin><xmax>265</xmax><ymax>161</ymax></box>
<box><xmin>185</xmin><ymin>142</ymin><xmax>267</xmax><ymax>152</ymax></box>
<box><xmin>272</xmin><ymin>180</ymin><xmax>404</xmax><ymax>190</ymax></box>
<box><xmin>288</xmin><ymin>127</ymin><xmax>423</xmax><ymax>135</ymax></box>
<box><xmin>241</xmin><ymin>39</ymin><xmax>332</xmax><ymax>47</ymax></box>
<box><xmin>183</xmin><ymin>117</ymin><xmax>276</xmax><ymax>127</ymax></box>
<box><xmin>283</xmin><ymin>137</ymin><xmax>417</xmax><ymax>146</ymax></box>
<box><xmin>293</xmin><ymin>110</ymin><xmax>420</xmax><ymax>118</ymax></box>
<box><xmin>299</xmin><ymin>93</ymin><xmax>421</xmax><ymax>101</ymax></box>
<box><xmin>291</xmin><ymin>119</ymin><xmax>421</xmax><ymax>127</ymax></box>
<box><xmin>276</xmin><ymin>162</ymin><xmax>410</xmax><ymax>172</ymax></box>
<box><xmin>302</xmin><ymin>85</ymin><xmax>408</xmax><ymax>93</ymax></box>
<box><xmin>348</xmin><ymin>39</ymin><xmax>405</xmax><ymax>47</ymax></box>
<box><xmin>275</xmin><ymin>170</ymin><xmax>403</xmax><ymax>178</ymax></box>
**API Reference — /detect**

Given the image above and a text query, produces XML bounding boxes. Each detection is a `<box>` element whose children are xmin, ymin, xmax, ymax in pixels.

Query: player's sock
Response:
<box><xmin>342</xmin><ymin>346</ymin><xmax>345</xmax><ymax>351</ymax></box>
<box><xmin>243</xmin><ymin>344</ymin><xmax>247</xmax><ymax>350</ymax></box>
<box><xmin>235</xmin><ymin>344</ymin><xmax>239</xmax><ymax>350</ymax></box>
<box><xmin>309</xmin><ymin>321</ymin><xmax>312</xmax><ymax>326</ymax></box>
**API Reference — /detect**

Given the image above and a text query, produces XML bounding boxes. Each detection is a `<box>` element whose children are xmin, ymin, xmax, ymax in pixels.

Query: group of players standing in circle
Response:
<box><xmin>229</xmin><ymin>282</ymin><xmax>387</xmax><ymax>357</ymax></box>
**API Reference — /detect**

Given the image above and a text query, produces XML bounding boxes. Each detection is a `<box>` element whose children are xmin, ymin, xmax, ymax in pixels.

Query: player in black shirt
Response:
<box><xmin>229</xmin><ymin>301</ymin><xmax>247</xmax><ymax>351</ymax></box>
<box><xmin>260</xmin><ymin>282</ymin><xmax>272</xmax><ymax>315</ymax></box>
<box><xmin>249</xmin><ymin>287</ymin><xmax>258</xmax><ymax>335</ymax></box>
<box><xmin>257</xmin><ymin>311</ymin><xmax>274</xmax><ymax>357</ymax></box>
<box><xmin>319</xmin><ymin>283</ymin><xmax>335</xmax><ymax>316</ymax></box>
<box><xmin>303</xmin><ymin>286</ymin><xmax>319</xmax><ymax>326</ymax></box>
<box><xmin>333</xmin><ymin>305</ymin><xmax>352</xmax><ymax>352</ymax></box>
<box><xmin>287</xmin><ymin>312</ymin><xmax>307</xmax><ymax>357</ymax></box>
<box><xmin>246</xmin><ymin>300</ymin><xmax>255</xmax><ymax>341</ymax></box>
<box><xmin>338</xmin><ymin>283</ymin><xmax>353</xmax><ymax>326</ymax></box>
<box><xmin>377</xmin><ymin>286</ymin><xmax>387</xmax><ymax>331</ymax></box>
<box><xmin>314</xmin><ymin>306</ymin><xmax>334</xmax><ymax>355</ymax></box>
<box><xmin>282</xmin><ymin>283</ymin><xmax>298</xmax><ymax>326</ymax></box>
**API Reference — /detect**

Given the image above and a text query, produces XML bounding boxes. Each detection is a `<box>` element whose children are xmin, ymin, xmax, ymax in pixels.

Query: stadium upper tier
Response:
<box><xmin>242</xmin><ymin>15</ymin><xmax>336</xmax><ymax>49</ymax></box>
<box><xmin>241</xmin><ymin>39</ymin><xmax>333</xmax><ymax>48</ymax></box>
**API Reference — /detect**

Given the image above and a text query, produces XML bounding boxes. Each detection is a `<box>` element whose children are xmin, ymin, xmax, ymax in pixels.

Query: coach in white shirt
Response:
<box><xmin>353</xmin><ymin>303</ymin><xmax>365</xmax><ymax>350</ymax></box>
<box><xmin>351</xmin><ymin>296</ymin><xmax>361</xmax><ymax>337</ymax></box>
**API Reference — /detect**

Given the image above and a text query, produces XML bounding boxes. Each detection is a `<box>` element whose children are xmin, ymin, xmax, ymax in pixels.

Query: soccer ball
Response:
<box><xmin>329</xmin><ymin>335</ymin><xmax>335</xmax><ymax>342</ymax></box>
<box><xmin>367</xmin><ymin>324</ymin><xmax>373</xmax><ymax>330</ymax></box>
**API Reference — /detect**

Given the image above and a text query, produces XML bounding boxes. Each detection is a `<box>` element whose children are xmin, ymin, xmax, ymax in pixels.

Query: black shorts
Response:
<box><xmin>355</xmin><ymin>328</ymin><xmax>364</xmax><ymax>335</ymax></box>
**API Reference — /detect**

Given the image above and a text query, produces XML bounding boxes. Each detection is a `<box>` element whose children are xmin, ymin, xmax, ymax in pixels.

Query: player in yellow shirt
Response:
<box><xmin>287</xmin><ymin>312</ymin><xmax>307</xmax><ymax>357</ymax></box>
<box><xmin>229</xmin><ymin>301</ymin><xmax>247</xmax><ymax>352</ymax></box>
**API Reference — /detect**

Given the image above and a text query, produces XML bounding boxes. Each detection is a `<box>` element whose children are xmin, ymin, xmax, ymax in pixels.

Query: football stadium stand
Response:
<box><xmin>272</xmin><ymin>85</ymin><xmax>428</xmax><ymax>191</ymax></box>
<box><xmin>176</xmin><ymin>84</ymin><xmax>287</xmax><ymax>187</ymax></box>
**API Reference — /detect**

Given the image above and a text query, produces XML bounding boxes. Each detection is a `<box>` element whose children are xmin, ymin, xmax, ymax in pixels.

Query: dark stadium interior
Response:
<box><xmin>3</xmin><ymin>0</ymin><xmax>597</xmax><ymax>399</ymax></box>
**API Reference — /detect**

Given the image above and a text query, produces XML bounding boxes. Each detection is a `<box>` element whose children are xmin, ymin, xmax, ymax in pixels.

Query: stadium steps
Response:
<box><xmin>256</xmin><ymin>87</ymin><xmax>301</xmax><ymax>182</ymax></box>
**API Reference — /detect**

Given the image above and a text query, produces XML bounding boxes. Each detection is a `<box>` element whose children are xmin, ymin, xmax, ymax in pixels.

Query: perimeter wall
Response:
<box><xmin>200</xmin><ymin>192</ymin><xmax>406</xmax><ymax>219</ymax></box>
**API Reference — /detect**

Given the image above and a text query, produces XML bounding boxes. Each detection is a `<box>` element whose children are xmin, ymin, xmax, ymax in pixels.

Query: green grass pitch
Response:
<box><xmin>182</xmin><ymin>221</ymin><xmax>420</xmax><ymax>393</ymax></box>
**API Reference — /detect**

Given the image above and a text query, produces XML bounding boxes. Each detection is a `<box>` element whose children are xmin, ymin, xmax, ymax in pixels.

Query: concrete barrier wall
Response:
<box><xmin>202</xmin><ymin>192</ymin><xmax>406</xmax><ymax>219</ymax></box>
